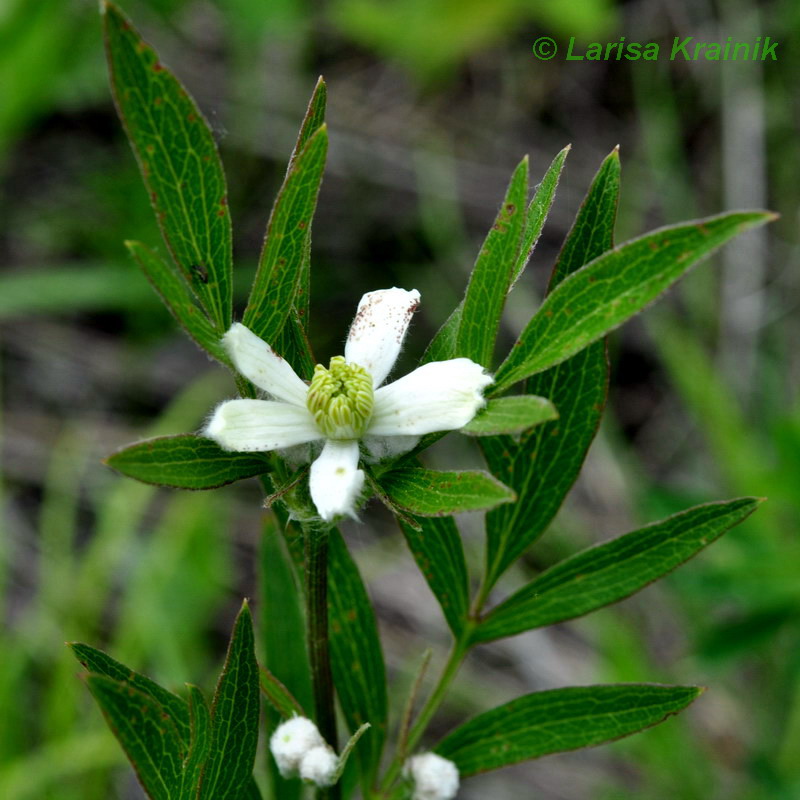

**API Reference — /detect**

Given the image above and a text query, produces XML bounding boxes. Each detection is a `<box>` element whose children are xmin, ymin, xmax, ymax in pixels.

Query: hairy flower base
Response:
<box><xmin>307</xmin><ymin>356</ymin><xmax>374</xmax><ymax>439</ymax></box>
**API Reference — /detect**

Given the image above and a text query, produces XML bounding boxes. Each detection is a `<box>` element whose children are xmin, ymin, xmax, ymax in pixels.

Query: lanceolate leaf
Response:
<box><xmin>328</xmin><ymin>528</ymin><xmax>387</xmax><ymax>786</ymax></box>
<box><xmin>436</xmin><ymin>684</ymin><xmax>701</xmax><ymax>775</ymax></box>
<box><xmin>380</xmin><ymin>468</ymin><xmax>515</xmax><ymax>517</ymax></box>
<box><xmin>198</xmin><ymin>602</ymin><xmax>260</xmax><ymax>800</ymax></box>
<box><xmin>70</xmin><ymin>642</ymin><xmax>191</xmax><ymax>747</ymax></box>
<box><xmin>103</xmin><ymin>2</ymin><xmax>232</xmax><ymax>329</ymax></box>
<box><xmin>456</xmin><ymin>157</ymin><xmax>527</xmax><ymax>367</ymax></box>
<box><xmin>399</xmin><ymin>516</ymin><xmax>470</xmax><ymax>637</ymax></box>
<box><xmin>105</xmin><ymin>435</ymin><xmax>272</xmax><ymax>490</ymax></box>
<box><xmin>180</xmin><ymin>686</ymin><xmax>211</xmax><ymax>799</ymax></box>
<box><xmin>461</xmin><ymin>395</ymin><xmax>557</xmax><ymax>437</ymax></box>
<box><xmin>259</xmin><ymin>667</ymin><xmax>305</xmax><ymax>719</ymax></box>
<box><xmin>125</xmin><ymin>241</ymin><xmax>227</xmax><ymax>364</ymax></box>
<box><xmin>481</xmin><ymin>149</ymin><xmax>616</xmax><ymax>587</ymax></box>
<box><xmin>493</xmin><ymin>210</ymin><xmax>776</xmax><ymax>391</ymax></box>
<box><xmin>474</xmin><ymin>498</ymin><xmax>761</xmax><ymax>643</ymax></box>
<box><xmin>86</xmin><ymin>674</ymin><xmax>183</xmax><ymax>800</ymax></box>
<box><xmin>243</xmin><ymin>125</ymin><xmax>328</xmax><ymax>347</ymax></box>
<box><xmin>510</xmin><ymin>144</ymin><xmax>570</xmax><ymax>285</ymax></box>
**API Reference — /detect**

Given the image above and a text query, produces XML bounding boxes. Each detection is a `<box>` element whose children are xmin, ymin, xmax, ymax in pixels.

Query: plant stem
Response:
<box><xmin>376</xmin><ymin>626</ymin><xmax>473</xmax><ymax>796</ymax></box>
<box><xmin>303</xmin><ymin>519</ymin><xmax>340</xmax><ymax>800</ymax></box>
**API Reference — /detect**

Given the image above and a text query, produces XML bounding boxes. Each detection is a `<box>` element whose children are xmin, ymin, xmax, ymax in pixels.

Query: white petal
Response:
<box><xmin>368</xmin><ymin>359</ymin><xmax>492</xmax><ymax>436</ymax></box>
<box><xmin>206</xmin><ymin>399</ymin><xmax>321</xmax><ymax>452</ymax></box>
<box><xmin>345</xmin><ymin>288</ymin><xmax>420</xmax><ymax>387</ymax></box>
<box><xmin>362</xmin><ymin>434</ymin><xmax>420</xmax><ymax>463</ymax></box>
<box><xmin>222</xmin><ymin>322</ymin><xmax>309</xmax><ymax>407</ymax></box>
<box><xmin>309</xmin><ymin>440</ymin><xmax>364</xmax><ymax>521</ymax></box>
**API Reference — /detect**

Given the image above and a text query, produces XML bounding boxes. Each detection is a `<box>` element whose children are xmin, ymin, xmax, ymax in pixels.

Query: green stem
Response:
<box><xmin>376</xmin><ymin>626</ymin><xmax>473</xmax><ymax>796</ymax></box>
<box><xmin>303</xmin><ymin>520</ymin><xmax>340</xmax><ymax>800</ymax></box>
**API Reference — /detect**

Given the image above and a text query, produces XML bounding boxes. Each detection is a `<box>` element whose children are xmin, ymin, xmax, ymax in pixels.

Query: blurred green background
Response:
<box><xmin>1</xmin><ymin>0</ymin><xmax>799</xmax><ymax>798</ymax></box>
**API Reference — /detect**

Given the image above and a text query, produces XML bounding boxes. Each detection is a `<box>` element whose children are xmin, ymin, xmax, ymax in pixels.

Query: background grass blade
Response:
<box><xmin>494</xmin><ymin>210</ymin><xmax>776</xmax><ymax>391</ymax></box>
<box><xmin>103</xmin><ymin>2</ymin><xmax>232</xmax><ymax>329</ymax></box>
<box><xmin>436</xmin><ymin>684</ymin><xmax>702</xmax><ymax>775</ymax></box>
<box><xmin>475</xmin><ymin>497</ymin><xmax>762</xmax><ymax>643</ymax></box>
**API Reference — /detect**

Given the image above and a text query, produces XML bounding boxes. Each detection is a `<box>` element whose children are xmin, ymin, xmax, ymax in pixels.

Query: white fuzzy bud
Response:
<box><xmin>299</xmin><ymin>744</ymin><xmax>339</xmax><ymax>787</ymax></box>
<box><xmin>405</xmin><ymin>752</ymin><xmax>460</xmax><ymax>800</ymax></box>
<box><xmin>270</xmin><ymin>717</ymin><xmax>325</xmax><ymax>778</ymax></box>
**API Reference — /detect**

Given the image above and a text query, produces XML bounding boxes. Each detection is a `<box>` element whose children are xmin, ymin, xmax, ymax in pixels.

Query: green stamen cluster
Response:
<box><xmin>307</xmin><ymin>356</ymin><xmax>374</xmax><ymax>439</ymax></box>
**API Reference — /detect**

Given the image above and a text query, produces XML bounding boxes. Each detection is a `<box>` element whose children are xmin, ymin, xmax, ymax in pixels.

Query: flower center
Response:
<box><xmin>307</xmin><ymin>356</ymin><xmax>374</xmax><ymax>439</ymax></box>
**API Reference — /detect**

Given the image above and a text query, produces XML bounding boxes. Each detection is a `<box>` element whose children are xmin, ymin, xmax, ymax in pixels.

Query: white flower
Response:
<box><xmin>206</xmin><ymin>288</ymin><xmax>492</xmax><ymax>521</ymax></box>
<box><xmin>405</xmin><ymin>752</ymin><xmax>460</xmax><ymax>800</ymax></box>
<box><xmin>270</xmin><ymin>716</ymin><xmax>325</xmax><ymax>778</ymax></box>
<box><xmin>299</xmin><ymin>744</ymin><xmax>339</xmax><ymax>787</ymax></box>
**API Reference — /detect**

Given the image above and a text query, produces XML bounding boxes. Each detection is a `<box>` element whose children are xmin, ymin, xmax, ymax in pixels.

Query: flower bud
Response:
<box><xmin>299</xmin><ymin>744</ymin><xmax>339</xmax><ymax>787</ymax></box>
<box><xmin>405</xmin><ymin>752</ymin><xmax>460</xmax><ymax>800</ymax></box>
<box><xmin>269</xmin><ymin>716</ymin><xmax>325</xmax><ymax>778</ymax></box>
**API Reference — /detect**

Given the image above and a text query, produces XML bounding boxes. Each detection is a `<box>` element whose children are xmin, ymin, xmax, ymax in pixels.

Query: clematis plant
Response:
<box><xmin>206</xmin><ymin>289</ymin><xmax>491</xmax><ymax>521</ymax></box>
<box><xmin>72</xmin><ymin>4</ymin><xmax>776</xmax><ymax>800</ymax></box>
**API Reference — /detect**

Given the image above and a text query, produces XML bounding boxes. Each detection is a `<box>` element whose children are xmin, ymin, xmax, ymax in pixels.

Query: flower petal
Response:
<box><xmin>206</xmin><ymin>399</ymin><xmax>320</xmax><ymax>452</ymax></box>
<box><xmin>309</xmin><ymin>440</ymin><xmax>364</xmax><ymax>521</ymax></box>
<box><xmin>345</xmin><ymin>287</ymin><xmax>420</xmax><ymax>387</ymax></box>
<box><xmin>368</xmin><ymin>359</ymin><xmax>492</xmax><ymax>436</ymax></box>
<box><xmin>222</xmin><ymin>323</ymin><xmax>309</xmax><ymax>406</ymax></box>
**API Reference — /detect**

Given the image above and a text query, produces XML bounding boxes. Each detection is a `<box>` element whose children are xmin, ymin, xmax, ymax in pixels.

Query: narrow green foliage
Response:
<box><xmin>380</xmin><ymin>468</ymin><xmax>514</xmax><ymax>516</ymax></box>
<box><xmin>436</xmin><ymin>684</ymin><xmax>702</xmax><ymax>775</ymax></box>
<box><xmin>494</xmin><ymin>210</ymin><xmax>776</xmax><ymax>390</ymax></box>
<box><xmin>259</xmin><ymin>667</ymin><xmax>305</xmax><ymax>719</ymax></box>
<box><xmin>461</xmin><ymin>395</ymin><xmax>557</xmax><ymax>436</ymax></box>
<box><xmin>86</xmin><ymin>675</ymin><xmax>183</xmax><ymax>800</ymax></box>
<box><xmin>480</xmin><ymin>147</ymin><xmax>620</xmax><ymax>590</ymax></box>
<box><xmin>328</xmin><ymin>529</ymin><xmax>387</xmax><ymax>786</ymax></box>
<box><xmin>181</xmin><ymin>686</ymin><xmax>211</xmax><ymax>799</ymax></box>
<box><xmin>510</xmin><ymin>144</ymin><xmax>571</xmax><ymax>285</ymax></box>
<box><xmin>198</xmin><ymin>602</ymin><xmax>260</xmax><ymax>800</ymax></box>
<box><xmin>105</xmin><ymin>435</ymin><xmax>272</xmax><ymax>490</ymax></box>
<box><xmin>70</xmin><ymin>642</ymin><xmax>191</xmax><ymax>746</ymax></box>
<box><xmin>475</xmin><ymin>498</ymin><xmax>761</xmax><ymax>643</ymax></box>
<box><xmin>125</xmin><ymin>241</ymin><xmax>228</xmax><ymax>364</ymax></box>
<box><xmin>330</xmin><ymin>723</ymin><xmax>372</xmax><ymax>786</ymax></box>
<box><xmin>456</xmin><ymin>157</ymin><xmax>527</xmax><ymax>366</ymax></box>
<box><xmin>103</xmin><ymin>2</ymin><xmax>232</xmax><ymax>329</ymax></box>
<box><xmin>243</xmin><ymin>126</ymin><xmax>328</xmax><ymax>346</ymax></box>
<box><xmin>399</xmin><ymin>516</ymin><xmax>470</xmax><ymax>636</ymax></box>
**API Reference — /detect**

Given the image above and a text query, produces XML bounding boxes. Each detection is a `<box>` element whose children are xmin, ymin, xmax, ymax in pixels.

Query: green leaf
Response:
<box><xmin>456</xmin><ymin>157</ymin><xmax>527</xmax><ymax>366</ymax></box>
<box><xmin>180</xmin><ymin>686</ymin><xmax>211</xmax><ymax>799</ymax></box>
<box><xmin>510</xmin><ymin>144</ymin><xmax>570</xmax><ymax>285</ymax></box>
<box><xmin>461</xmin><ymin>396</ymin><xmax>557</xmax><ymax>437</ymax></box>
<box><xmin>474</xmin><ymin>498</ymin><xmax>761</xmax><ymax>643</ymax></box>
<box><xmin>198</xmin><ymin>601</ymin><xmax>260</xmax><ymax>800</ymax></box>
<box><xmin>86</xmin><ymin>674</ymin><xmax>183</xmax><ymax>800</ymax></box>
<box><xmin>243</xmin><ymin>125</ymin><xmax>328</xmax><ymax>346</ymax></box>
<box><xmin>105</xmin><ymin>435</ymin><xmax>272</xmax><ymax>490</ymax></box>
<box><xmin>103</xmin><ymin>2</ymin><xmax>232</xmax><ymax>329</ymax></box>
<box><xmin>125</xmin><ymin>241</ymin><xmax>227</xmax><ymax>364</ymax></box>
<box><xmin>70</xmin><ymin>642</ymin><xmax>190</xmax><ymax>747</ymax></box>
<box><xmin>436</xmin><ymin>684</ymin><xmax>702</xmax><ymax>775</ymax></box>
<box><xmin>423</xmin><ymin>146</ymin><xmax>568</xmax><ymax>365</ymax></box>
<box><xmin>398</xmin><ymin>516</ymin><xmax>470</xmax><ymax>637</ymax></box>
<box><xmin>259</xmin><ymin>667</ymin><xmax>305</xmax><ymax>719</ymax></box>
<box><xmin>328</xmin><ymin>528</ymin><xmax>387</xmax><ymax>786</ymax></box>
<box><xmin>493</xmin><ymin>210</ymin><xmax>776</xmax><ymax>391</ymax></box>
<box><xmin>380</xmin><ymin>468</ymin><xmax>515</xmax><ymax>517</ymax></box>
<box><xmin>480</xmin><ymin>147</ymin><xmax>620</xmax><ymax>589</ymax></box>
